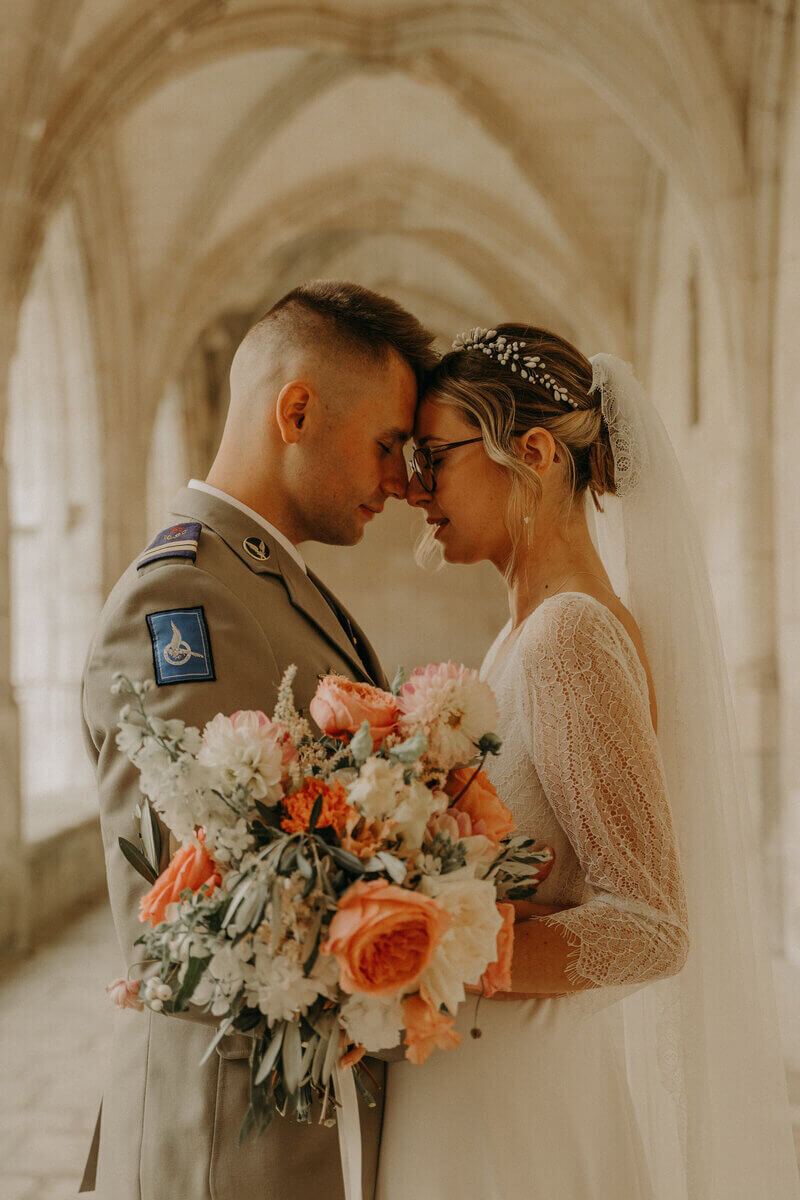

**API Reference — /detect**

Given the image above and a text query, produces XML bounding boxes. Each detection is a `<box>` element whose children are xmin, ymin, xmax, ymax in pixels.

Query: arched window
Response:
<box><xmin>5</xmin><ymin>204</ymin><xmax>103</xmax><ymax>840</ymax></box>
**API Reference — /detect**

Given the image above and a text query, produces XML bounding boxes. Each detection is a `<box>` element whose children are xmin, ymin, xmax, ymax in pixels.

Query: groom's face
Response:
<box><xmin>293</xmin><ymin>348</ymin><xmax>418</xmax><ymax>546</ymax></box>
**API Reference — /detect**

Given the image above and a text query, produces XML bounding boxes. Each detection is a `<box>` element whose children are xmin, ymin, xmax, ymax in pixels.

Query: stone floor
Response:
<box><xmin>0</xmin><ymin>902</ymin><xmax>798</xmax><ymax>1198</ymax></box>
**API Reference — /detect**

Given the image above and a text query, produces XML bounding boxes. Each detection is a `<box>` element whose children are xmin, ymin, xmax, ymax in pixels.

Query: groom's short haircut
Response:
<box><xmin>260</xmin><ymin>280</ymin><xmax>438</xmax><ymax>387</ymax></box>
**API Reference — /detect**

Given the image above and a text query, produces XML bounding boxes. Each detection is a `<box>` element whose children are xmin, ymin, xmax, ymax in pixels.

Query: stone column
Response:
<box><xmin>774</xmin><ymin>14</ymin><xmax>800</xmax><ymax>966</ymax></box>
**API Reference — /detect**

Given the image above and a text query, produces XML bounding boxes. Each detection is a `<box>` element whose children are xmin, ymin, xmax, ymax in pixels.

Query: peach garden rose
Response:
<box><xmin>401</xmin><ymin>992</ymin><xmax>461</xmax><ymax>1065</ymax></box>
<box><xmin>310</xmin><ymin>675</ymin><xmax>399</xmax><ymax>749</ymax></box>
<box><xmin>480</xmin><ymin>901</ymin><xmax>515</xmax><ymax>997</ymax></box>
<box><xmin>139</xmin><ymin>830</ymin><xmax>221</xmax><ymax>928</ymax></box>
<box><xmin>321</xmin><ymin>878</ymin><xmax>451</xmax><ymax>997</ymax></box>
<box><xmin>444</xmin><ymin>768</ymin><xmax>515</xmax><ymax>846</ymax></box>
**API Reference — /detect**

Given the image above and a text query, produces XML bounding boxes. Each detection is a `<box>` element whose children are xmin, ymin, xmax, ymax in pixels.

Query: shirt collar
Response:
<box><xmin>187</xmin><ymin>479</ymin><xmax>307</xmax><ymax>574</ymax></box>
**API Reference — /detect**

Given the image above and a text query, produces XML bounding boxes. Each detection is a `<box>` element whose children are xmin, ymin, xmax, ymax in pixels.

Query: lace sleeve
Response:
<box><xmin>517</xmin><ymin>595</ymin><xmax>690</xmax><ymax>989</ymax></box>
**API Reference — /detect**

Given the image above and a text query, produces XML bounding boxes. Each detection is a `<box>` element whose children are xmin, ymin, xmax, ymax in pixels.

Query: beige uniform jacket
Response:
<box><xmin>79</xmin><ymin>486</ymin><xmax>390</xmax><ymax>1200</ymax></box>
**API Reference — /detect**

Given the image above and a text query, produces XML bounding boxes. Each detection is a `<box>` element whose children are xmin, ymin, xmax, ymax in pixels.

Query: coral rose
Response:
<box><xmin>310</xmin><ymin>675</ymin><xmax>398</xmax><ymax>749</ymax></box>
<box><xmin>280</xmin><ymin>778</ymin><xmax>355</xmax><ymax>835</ymax></box>
<box><xmin>321</xmin><ymin>879</ymin><xmax>450</xmax><ymax>998</ymax></box>
<box><xmin>445</xmin><ymin>769</ymin><xmax>514</xmax><ymax>846</ymax></box>
<box><xmin>480</xmin><ymin>902</ymin><xmax>515</xmax><ymax>997</ymax></box>
<box><xmin>402</xmin><ymin>992</ymin><xmax>461</xmax><ymax>1064</ymax></box>
<box><xmin>139</xmin><ymin>830</ymin><xmax>221</xmax><ymax>927</ymax></box>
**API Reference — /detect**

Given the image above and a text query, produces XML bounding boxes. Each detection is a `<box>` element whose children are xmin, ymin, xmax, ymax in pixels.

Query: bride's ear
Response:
<box><xmin>518</xmin><ymin>427</ymin><xmax>558</xmax><ymax>474</ymax></box>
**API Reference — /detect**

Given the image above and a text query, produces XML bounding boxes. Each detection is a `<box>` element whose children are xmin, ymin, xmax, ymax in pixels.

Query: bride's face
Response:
<box><xmin>408</xmin><ymin>397</ymin><xmax>514</xmax><ymax>567</ymax></box>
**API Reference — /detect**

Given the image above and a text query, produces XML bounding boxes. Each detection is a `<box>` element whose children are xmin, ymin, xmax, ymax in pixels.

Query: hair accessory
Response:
<box><xmin>451</xmin><ymin>328</ymin><xmax>579</xmax><ymax>408</ymax></box>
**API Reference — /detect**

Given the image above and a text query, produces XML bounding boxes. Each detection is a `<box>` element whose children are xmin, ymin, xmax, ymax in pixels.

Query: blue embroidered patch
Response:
<box><xmin>137</xmin><ymin>522</ymin><xmax>201</xmax><ymax>569</ymax></box>
<box><xmin>146</xmin><ymin>606</ymin><xmax>215</xmax><ymax>686</ymax></box>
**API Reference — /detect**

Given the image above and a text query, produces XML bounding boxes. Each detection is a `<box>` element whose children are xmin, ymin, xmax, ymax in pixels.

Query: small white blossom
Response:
<box><xmin>339</xmin><ymin>993</ymin><xmax>403</xmax><ymax>1052</ymax></box>
<box><xmin>347</xmin><ymin>757</ymin><xmax>406</xmax><ymax>822</ymax></box>
<box><xmin>246</xmin><ymin>946</ymin><xmax>337</xmax><ymax>1026</ymax></box>
<box><xmin>205</xmin><ymin>816</ymin><xmax>253</xmax><ymax>864</ymax></box>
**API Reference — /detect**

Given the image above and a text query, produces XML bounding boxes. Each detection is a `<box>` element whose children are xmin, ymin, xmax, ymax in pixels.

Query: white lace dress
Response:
<box><xmin>376</xmin><ymin>593</ymin><xmax>689</xmax><ymax>1200</ymax></box>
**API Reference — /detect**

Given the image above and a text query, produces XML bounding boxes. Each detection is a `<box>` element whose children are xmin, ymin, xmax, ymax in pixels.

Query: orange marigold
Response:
<box><xmin>281</xmin><ymin>778</ymin><xmax>354</xmax><ymax>835</ymax></box>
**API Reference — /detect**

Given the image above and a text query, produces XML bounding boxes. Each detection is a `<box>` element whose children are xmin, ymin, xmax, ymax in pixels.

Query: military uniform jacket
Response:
<box><xmin>79</xmin><ymin>486</ymin><xmax>389</xmax><ymax>1200</ymax></box>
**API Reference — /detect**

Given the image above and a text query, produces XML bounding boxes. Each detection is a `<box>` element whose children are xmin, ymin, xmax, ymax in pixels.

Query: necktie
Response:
<box><xmin>314</xmin><ymin>583</ymin><xmax>375</xmax><ymax>683</ymax></box>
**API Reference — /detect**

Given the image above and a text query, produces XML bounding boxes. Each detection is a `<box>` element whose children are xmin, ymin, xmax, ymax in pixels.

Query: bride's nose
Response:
<box><xmin>406</xmin><ymin>471</ymin><xmax>432</xmax><ymax>508</ymax></box>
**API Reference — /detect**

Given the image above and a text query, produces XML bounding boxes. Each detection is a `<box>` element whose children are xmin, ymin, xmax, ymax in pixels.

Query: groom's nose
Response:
<box><xmin>380</xmin><ymin>448</ymin><xmax>408</xmax><ymax>500</ymax></box>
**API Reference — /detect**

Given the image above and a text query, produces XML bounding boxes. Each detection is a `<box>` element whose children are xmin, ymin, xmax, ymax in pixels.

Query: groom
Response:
<box><xmin>79</xmin><ymin>281</ymin><xmax>436</xmax><ymax>1199</ymax></box>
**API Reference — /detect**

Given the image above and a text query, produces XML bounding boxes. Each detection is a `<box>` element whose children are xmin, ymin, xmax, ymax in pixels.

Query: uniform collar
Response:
<box><xmin>187</xmin><ymin>479</ymin><xmax>306</xmax><ymax>574</ymax></box>
<box><xmin>168</xmin><ymin>486</ymin><xmax>376</xmax><ymax>684</ymax></box>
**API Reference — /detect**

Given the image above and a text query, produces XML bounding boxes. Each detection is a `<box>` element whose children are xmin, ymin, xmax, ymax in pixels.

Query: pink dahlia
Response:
<box><xmin>397</xmin><ymin>662</ymin><xmax>498</xmax><ymax>771</ymax></box>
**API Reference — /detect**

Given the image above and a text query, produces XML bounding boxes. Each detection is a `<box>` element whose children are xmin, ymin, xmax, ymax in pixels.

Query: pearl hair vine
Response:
<box><xmin>451</xmin><ymin>327</ymin><xmax>579</xmax><ymax>408</ymax></box>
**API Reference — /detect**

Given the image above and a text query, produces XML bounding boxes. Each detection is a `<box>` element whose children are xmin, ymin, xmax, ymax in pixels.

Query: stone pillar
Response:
<box><xmin>774</xmin><ymin>15</ymin><xmax>800</xmax><ymax>966</ymax></box>
<box><xmin>0</xmin><ymin>429</ymin><xmax>24</xmax><ymax>953</ymax></box>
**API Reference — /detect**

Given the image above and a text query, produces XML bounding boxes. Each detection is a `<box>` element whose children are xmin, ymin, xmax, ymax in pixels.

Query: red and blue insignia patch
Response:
<box><xmin>137</xmin><ymin>522</ymin><xmax>201</xmax><ymax>569</ymax></box>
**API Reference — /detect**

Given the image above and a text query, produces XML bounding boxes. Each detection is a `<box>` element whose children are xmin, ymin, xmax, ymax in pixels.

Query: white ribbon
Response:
<box><xmin>334</xmin><ymin>1061</ymin><xmax>363</xmax><ymax>1200</ymax></box>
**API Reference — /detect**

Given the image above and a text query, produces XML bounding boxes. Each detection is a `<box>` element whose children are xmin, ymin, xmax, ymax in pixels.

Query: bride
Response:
<box><xmin>374</xmin><ymin>325</ymin><xmax>800</xmax><ymax>1199</ymax></box>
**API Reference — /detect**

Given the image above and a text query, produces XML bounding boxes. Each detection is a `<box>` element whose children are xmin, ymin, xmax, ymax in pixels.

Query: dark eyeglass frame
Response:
<box><xmin>410</xmin><ymin>437</ymin><xmax>483</xmax><ymax>494</ymax></box>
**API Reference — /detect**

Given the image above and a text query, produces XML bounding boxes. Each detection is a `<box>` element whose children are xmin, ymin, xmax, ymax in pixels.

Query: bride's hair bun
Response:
<box><xmin>417</xmin><ymin>324</ymin><xmax>618</xmax><ymax>574</ymax></box>
<box><xmin>586</xmin><ymin>389</ymin><xmax>618</xmax><ymax>504</ymax></box>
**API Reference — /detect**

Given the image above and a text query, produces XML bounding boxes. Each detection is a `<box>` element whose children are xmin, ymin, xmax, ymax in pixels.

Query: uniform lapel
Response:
<box><xmin>307</xmin><ymin>568</ymin><xmax>386</xmax><ymax>688</ymax></box>
<box><xmin>168</xmin><ymin>487</ymin><xmax>372</xmax><ymax>683</ymax></box>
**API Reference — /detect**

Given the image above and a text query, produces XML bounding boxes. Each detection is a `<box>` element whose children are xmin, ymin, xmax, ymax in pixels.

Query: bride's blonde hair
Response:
<box><xmin>417</xmin><ymin>324</ymin><xmax>616</xmax><ymax>574</ymax></box>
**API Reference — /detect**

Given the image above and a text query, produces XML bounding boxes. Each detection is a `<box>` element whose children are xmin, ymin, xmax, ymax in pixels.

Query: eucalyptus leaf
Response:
<box><xmin>255</xmin><ymin>1022</ymin><xmax>286</xmax><ymax>1086</ymax></box>
<box><xmin>311</xmin><ymin>1027</ymin><xmax>330</xmax><ymax>1085</ymax></box>
<box><xmin>307</xmin><ymin>792</ymin><xmax>324</xmax><ymax>833</ymax></box>
<box><xmin>118</xmin><ymin>836</ymin><xmax>157</xmax><ymax>884</ymax></box>
<box><xmin>281</xmin><ymin>1020</ymin><xmax>303</xmax><ymax>1094</ymax></box>
<box><xmin>299</xmin><ymin>1034</ymin><xmax>318</xmax><ymax>1083</ymax></box>
<box><xmin>199</xmin><ymin>1013</ymin><xmax>238</xmax><ymax>1066</ymax></box>
<box><xmin>349</xmin><ymin>721</ymin><xmax>373</xmax><ymax>766</ymax></box>
<box><xmin>229</xmin><ymin>884</ymin><xmax>268</xmax><ymax>934</ymax></box>
<box><xmin>278</xmin><ymin>841</ymin><xmax>298</xmax><ymax>876</ymax></box>
<box><xmin>173</xmin><ymin>955</ymin><xmax>211</xmax><ymax>1011</ymax></box>
<box><xmin>390</xmin><ymin>665</ymin><xmax>405</xmax><ymax>696</ymax></box>
<box><xmin>327</xmin><ymin>844</ymin><xmax>366</xmax><ymax>874</ymax></box>
<box><xmin>377</xmin><ymin>851</ymin><xmax>406</xmax><ymax>883</ymax></box>
<box><xmin>301</xmin><ymin>905</ymin><xmax>325</xmax><ymax>974</ymax></box>
<box><xmin>351</xmin><ymin>1064</ymin><xmax>378</xmax><ymax>1107</ymax></box>
<box><xmin>361</xmin><ymin>857</ymin><xmax>385</xmax><ymax>873</ymax></box>
<box><xmin>321</xmin><ymin>1020</ymin><xmax>342</xmax><ymax>1085</ymax></box>
<box><xmin>238</xmin><ymin>1105</ymin><xmax>257</xmax><ymax>1147</ymax></box>
<box><xmin>234</xmin><ymin>1008</ymin><xmax>262</xmax><ymax>1033</ymax></box>
<box><xmin>270</xmin><ymin>878</ymin><xmax>283</xmax><ymax>954</ymax></box>
<box><xmin>296</xmin><ymin>846</ymin><xmax>313</xmax><ymax>880</ymax></box>
<box><xmin>388</xmin><ymin>731</ymin><xmax>428</xmax><ymax>764</ymax></box>
<box><xmin>140</xmin><ymin>800</ymin><xmax>162</xmax><ymax>872</ymax></box>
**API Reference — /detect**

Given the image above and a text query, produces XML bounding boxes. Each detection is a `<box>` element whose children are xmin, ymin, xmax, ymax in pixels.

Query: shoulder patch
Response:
<box><xmin>146</xmin><ymin>606</ymin><xmax>215</xmax><ymax>686</ymax></box>
<box><xmin>137</xmin><ymin>522</ymin><xmax>201</xmax><ymax>570</ymax></box>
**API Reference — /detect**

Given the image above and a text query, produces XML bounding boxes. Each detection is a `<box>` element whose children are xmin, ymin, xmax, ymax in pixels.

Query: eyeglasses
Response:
<box><xmin>409</xmin><ymin>438</ymin><xmax>483</xmax><ymax>494</ymax></box>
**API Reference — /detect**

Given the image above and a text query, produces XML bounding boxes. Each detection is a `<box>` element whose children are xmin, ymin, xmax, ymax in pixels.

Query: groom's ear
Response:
<box><xmin>275</xmin><ymin>381</ymin><xmax>313</xmax><ymax>444</ymax></box>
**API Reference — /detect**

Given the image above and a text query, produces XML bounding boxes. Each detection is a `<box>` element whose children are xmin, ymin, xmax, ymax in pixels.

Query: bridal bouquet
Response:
<box><xmin>108</xmin><ymin>663</ymin><xmax>554</xmax><ymax>1140</ymax></box>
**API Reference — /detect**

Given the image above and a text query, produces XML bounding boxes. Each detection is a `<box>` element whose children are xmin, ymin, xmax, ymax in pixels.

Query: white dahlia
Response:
<box><xmin>397</xmin><ymin>663</ymin><xmax>498</xmax><ymax>771</ymax></box>
<box><xmin>418</xmin><ymin>877</ymin><xmax>503</xmax><ymax>1014</ymax></box>
<box><xmin>198</xmin><ymin>710</ymin><xmax>285</xmax><ymax>802</ymax></box>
